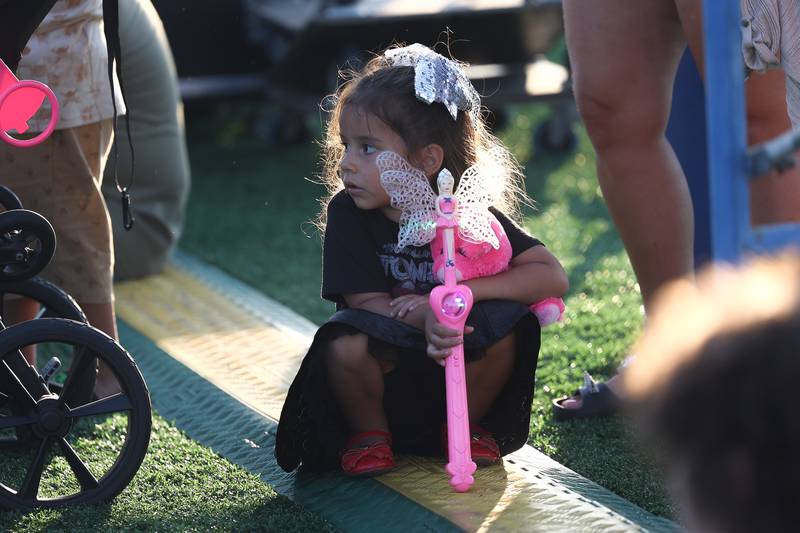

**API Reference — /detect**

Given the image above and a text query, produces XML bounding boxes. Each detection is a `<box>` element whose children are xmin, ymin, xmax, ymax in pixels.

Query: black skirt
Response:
<box><xmin>274</xmin><ymin>299</ymin><xmax>541</xmax><ymax>472</ymax></box>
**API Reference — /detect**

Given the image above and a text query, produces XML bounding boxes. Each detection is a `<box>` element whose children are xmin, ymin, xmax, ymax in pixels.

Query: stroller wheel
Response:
<box><xmin>0</xmin><ymin>275</ymin><xmax>87</xmax><ymax>323</ymax></box>
<box><xmin>0</xmin><ymin>186</ymin><xmax>23</xmax><ymax>211</ymax></box>
<box><xmin>0</xmin><ymin>276</ymin><xmax>94</xmax><ymax>415</ymax></box>
<box><xmin>0</xmin><ymin>209</ymin><xmax>56</xmax><ymax>282</ymax></box>
<box><xmin>0</xmin><ymin>318</ymin><xmax>151</xmax><ymax>509</ymax></box>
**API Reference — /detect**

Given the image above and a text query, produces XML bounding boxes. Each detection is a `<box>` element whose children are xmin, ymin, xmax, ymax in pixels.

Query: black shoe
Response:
<box><xmin>552</xmin><ymin>372</ymin><xmax>622</xmax><ymax>422</ymax></box>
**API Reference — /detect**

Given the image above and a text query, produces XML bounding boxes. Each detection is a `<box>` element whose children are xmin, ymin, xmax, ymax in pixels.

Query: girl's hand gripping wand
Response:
<box><xmin>429</xmin><ymin>169</ymin><xmax>477</xmax><ymax>493</ymax></box>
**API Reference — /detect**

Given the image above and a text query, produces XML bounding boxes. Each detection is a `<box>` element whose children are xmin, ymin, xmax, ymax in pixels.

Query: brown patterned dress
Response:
<box><xmin>0</xmin><ymin>0</ymin><xmax>124</xmax><ymax>303</ymax></box>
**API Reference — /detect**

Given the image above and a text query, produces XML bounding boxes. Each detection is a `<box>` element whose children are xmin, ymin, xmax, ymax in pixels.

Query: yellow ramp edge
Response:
<box><xmin>115</xmin><ymin>252</ymin><xmax>676</xmax><ymax>533</ymax></box>
<box><xmin>116</xmin><ymin>265</ymin><xmax>308</xmax><ymax>420</ymax></box>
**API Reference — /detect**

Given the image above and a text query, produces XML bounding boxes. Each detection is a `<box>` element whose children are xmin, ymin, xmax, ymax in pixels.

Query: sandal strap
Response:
<box><xmin>344</xmin><ymin>430</ymin><xmax>392</xmax><ymax>450</ymax></box>
<box><xmin>469</xmin><ymin>424</ymin><xmax>500</xmax><ymax>456</ymax></box>
<box><xmin>342</xmin><ymin>442</ymin><xmax>393</xmax><ymax>461</ymax></box>
<box><xmin>442</xmin><ymin>423</ymin><xmax>500</xmax><ymax>451</ymax></box>
<box><xmin>341</xmin><ymin>431</ymin><xmax>394</xmax><ymax>475</ymax></box>
<box><xmin>578</xmin><ymin>371</ymin><xmax>600</xmax><ymax>396</ymax></box>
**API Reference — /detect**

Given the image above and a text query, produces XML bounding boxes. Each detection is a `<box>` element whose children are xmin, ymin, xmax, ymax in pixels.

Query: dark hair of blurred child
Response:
<box><xmin>625</xmin><ymin>255</ymin><xmax>800</xmax><ymax>533</ymax></box>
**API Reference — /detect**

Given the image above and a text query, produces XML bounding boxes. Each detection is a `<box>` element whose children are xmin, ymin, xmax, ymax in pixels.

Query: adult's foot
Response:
<box><xmin>552</xmin><ymin>372</ymin><xmax>624</xmax><ymax>421</ymax></box>
<box><xmin>559</xmin><ymin>373</ymin><xmax>624</xmax><ymax>409</ymax></box>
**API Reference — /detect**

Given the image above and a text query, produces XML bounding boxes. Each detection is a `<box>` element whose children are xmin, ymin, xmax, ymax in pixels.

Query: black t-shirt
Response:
<box><xmin>322</xmin><ymin>190</ymin><xmax>543</xmax><ymax>306</ymax></box>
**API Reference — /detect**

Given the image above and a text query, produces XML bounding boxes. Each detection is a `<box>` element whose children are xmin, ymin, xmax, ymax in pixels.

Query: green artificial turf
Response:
<box><xmin>180</xmin><ymin>103</ymin><xmax>674</xmax><ymax>517</ymax></box>
<box><xmin>0</xmin><ymin>415</ymin><xmax>335</xmax><ymax>532</ymax></box>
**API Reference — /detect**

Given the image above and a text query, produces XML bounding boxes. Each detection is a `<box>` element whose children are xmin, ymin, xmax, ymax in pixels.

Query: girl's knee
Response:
<box><xmin>325</xmin><ymin>333</ymin><xmax>370</xmax><ymax>369</ymax></box>
<box><xmin>467</xmin><ymin>333</ymin><xmax>517</xmax><ymax>403</ymax></box>
<box><xmin>487</xmin><ymin>332</ymin><xmax>515</xmax><ymax>356</ymax></box>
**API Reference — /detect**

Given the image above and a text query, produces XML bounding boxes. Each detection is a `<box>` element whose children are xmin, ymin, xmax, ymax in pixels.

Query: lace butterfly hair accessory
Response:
<box><xmin>377</xmin><ymin>150</ymin><xmax>506</xmax><ymax>252</ymax></box>
<box><xmin>384</xmin><ymin>44</ymin><xmax>481</xmax><ymax>127</ymax></box>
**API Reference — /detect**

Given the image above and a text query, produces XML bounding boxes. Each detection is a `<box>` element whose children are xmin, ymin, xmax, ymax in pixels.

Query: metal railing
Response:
<box><xmin>704</xmin><ymin>2</ymin><xmax>800</xmax><ymax>261</ymax></box>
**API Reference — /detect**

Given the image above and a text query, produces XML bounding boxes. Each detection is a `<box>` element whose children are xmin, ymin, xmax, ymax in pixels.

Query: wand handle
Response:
<box><xmin>430</xmin><ymin>223</ymin><xmax>476</xmax><ymax>492</ymax></box>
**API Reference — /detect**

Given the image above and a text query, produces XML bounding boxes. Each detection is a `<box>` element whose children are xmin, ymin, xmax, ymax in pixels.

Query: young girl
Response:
<box><xmin>275</xmin><ymin>43</ymin><xmax>568</xmax><ymax>477</ymax></box>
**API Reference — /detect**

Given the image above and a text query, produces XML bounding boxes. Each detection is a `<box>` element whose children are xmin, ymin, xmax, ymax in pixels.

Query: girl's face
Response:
<box><xmin>339</xmin><ymin>105</ymin><xmax>409</xmax><ymax>217</ymax></box>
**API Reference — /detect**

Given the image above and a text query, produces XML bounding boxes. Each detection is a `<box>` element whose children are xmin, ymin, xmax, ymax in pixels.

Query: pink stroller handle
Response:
<box><xmin>430</xmin><ymin>187</ymin><xmax>477</xmax><ymax>492</ymax></box>
<box><xmin>0</xmin><ymin>59</ymin><xmax>60</xmax><ymax>148</ymax></box>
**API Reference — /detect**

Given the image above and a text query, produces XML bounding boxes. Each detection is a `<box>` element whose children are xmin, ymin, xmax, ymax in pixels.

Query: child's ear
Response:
<box><xmin>414</xmin><ymin>143</ymin><xmax>445</xmax><ymax>178</ymax></box>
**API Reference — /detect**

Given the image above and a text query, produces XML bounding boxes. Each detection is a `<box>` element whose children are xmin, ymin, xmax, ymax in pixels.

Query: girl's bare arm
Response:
<box><xmin>343</xmin><ymin>292</ymin><xmax>429</xmax><ymax>330</ymax></box>
<box><xmin>343</xmin><ymin>246</ymin><xmax>567</xmax><ymax>329</ymax></box>
<box><xmin>463</xmin><ymin>245</ymin><xmax>568</xmax><ymax>304</ymax></box>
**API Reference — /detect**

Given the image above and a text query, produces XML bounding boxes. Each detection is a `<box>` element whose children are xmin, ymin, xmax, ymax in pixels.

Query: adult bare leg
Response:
<box><xmin>559</xmin><ymin>0</ymin><xmax>690</xmax><ymax>410</ymax></box>
<box><xmin>564</xmin><ymin>0</ymin><xmax>693</xmax><ymax>311</ymax></box>
<box><xmin>2</xmin><ymin>298</ymin><xmax>41</xmax><ymax>365</ymax></box>
<box><xmin>81</xmin><ymin>302</ymin><xmax>122</xmax><ymax>398</ymax></box>
<box><xmin>4</xmin><ymin>299</ymin><xmax>122</xmax><ymax>395</ymax></box>
<box><xmin>674</xmin><ymin>0</ymin><xmax>704</xmax><ymax>73</ymax></box>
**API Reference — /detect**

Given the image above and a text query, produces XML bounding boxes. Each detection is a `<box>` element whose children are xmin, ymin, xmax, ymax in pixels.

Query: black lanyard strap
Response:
<box><xmin>103</xmin><ymin>0</ymin><xmax>135</xmax><ymax>230</ymax></box>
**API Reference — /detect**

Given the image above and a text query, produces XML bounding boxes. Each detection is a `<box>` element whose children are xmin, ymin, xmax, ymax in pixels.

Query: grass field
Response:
<box><xmin>0</xmin><ymin>416</ymin><xmax>335</xmax><ymax>532</ymax></box>
<box><xmin>0</xmin><ymin>101</ymin><xmax>672</xmax><ymax>531</ymax></box>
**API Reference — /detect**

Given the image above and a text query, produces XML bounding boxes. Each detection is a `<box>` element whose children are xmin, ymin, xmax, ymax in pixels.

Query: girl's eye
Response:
<box><xmin>341</xmin><ymin>142</ymin><xmax>350</xmax><ymax>151</ymax></box>
<box><xmin>362</xmin><ymin>144</ymin><xmax>377</xmax><ymax>155</ymax></box>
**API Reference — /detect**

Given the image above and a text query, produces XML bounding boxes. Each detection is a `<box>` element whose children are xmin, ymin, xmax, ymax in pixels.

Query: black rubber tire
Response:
<box><xmin>0</xmin><ymin>318</ymin><xmax>151</xmax><ymax>509</ymax></box>
<box><xmin>0</xmin><ymin>277</ymin><xmax>86</xmax><ymax>323</ymax></box>
<box><xmin>0</xmin><ymin>277</ymin><xmax>93</xmax><ymax>404</ymax></box>
<box><xmin>0</xmin><ymin>186</ymin><xmax>24</xmax><ymax>211</ymax></box>
<box><xmin>0</xmin><ymin>210</ymin><xmax>56</xmax><ymax>282</ymax></box>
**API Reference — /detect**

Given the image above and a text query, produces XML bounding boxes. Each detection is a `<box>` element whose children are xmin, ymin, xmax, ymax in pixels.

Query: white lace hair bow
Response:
<box><xmin>384</xmin><ymin>43</ymin><xmax>481</xmax><ymax>125</ymax></box>
<box><xmin>377</xmin><ymin>150</ymin><xmax>505</xmax><ymax>252</ymax></box>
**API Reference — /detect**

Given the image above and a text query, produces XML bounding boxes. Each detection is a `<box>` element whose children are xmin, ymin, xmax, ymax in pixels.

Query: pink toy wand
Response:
<box><xmin>0</xmin><ymin>58</ymin><xmax>59</xmax><ymax>148</ymax></box>
<box><xmin>429</xmin><ymin>168</ymin><xmax>477</xmax><ymax>492</ymax></box>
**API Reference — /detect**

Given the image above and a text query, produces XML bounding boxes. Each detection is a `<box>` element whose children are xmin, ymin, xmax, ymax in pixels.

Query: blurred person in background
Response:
<box><xmin>626</xmin><ymin>255</ymin><xmax>800</xmax><ymax>533</ymax></box>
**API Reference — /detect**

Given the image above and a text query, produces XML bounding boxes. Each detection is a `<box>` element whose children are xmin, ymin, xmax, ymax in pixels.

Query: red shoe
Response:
<box><xmin>441</xmin><ymin>423</ymin><xmax>501</xmax><ymax>467</ymax></box>
<box><xmin>341</xmin><ymin>430</ymin><xmax>395</xmax><ymax>477</ymax></box>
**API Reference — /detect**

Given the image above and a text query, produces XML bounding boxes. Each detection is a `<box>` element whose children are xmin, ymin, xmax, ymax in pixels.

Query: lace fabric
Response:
<box><xmin>376</xmin><ymin>151</ymin><xmax>438</xmax><ymax>250</ymax></box>
<box><xmin>454</xmin><ymin>148</ymin><xmax>507</xmax><ymax>249</ymax></box>
<box><xmin>377</xmin><ymin>150</ymin><xmax>504</xmax><ymax>251</ymax></box>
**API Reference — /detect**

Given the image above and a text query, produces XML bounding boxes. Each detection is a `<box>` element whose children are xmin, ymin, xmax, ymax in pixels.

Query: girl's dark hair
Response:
<box><xmin>317</xmin><ymin>45</ymin><xmax>529</xmax><ymax>230</ymax></box>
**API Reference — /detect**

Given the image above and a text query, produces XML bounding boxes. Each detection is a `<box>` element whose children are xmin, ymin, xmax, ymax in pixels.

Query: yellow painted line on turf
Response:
<box><xmin>115</xmin><ymin>256</ymin><xmax>674</xmax><ymax>533</ymax></box>
<box><xmin>116</xmin><ymin>265</ymin><xmax>307</xmax><ymax>421</ymax></box>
